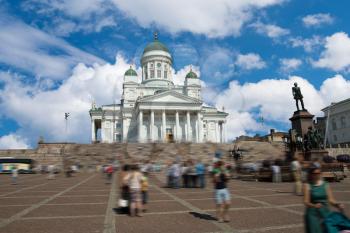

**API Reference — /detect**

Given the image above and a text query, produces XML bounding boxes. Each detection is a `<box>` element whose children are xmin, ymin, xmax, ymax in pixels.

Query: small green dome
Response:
<box><xmin>124</xmin><ymin>67</ymin><xmax>137</xmax><ymax>76</ymax></box>
<box><xmin>185</xmin><ymin>70</ymin><xmax>198</xmax><ymax>79</ymax></box>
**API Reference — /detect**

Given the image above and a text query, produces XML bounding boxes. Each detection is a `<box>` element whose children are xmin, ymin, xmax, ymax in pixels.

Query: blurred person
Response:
<box><xmin>304</xmin><ymin>167</ymin><xmax>348</xmax><ymax>233</ymax></box>
<box><xmin>11</xmin><ymin>166</ymin><xmax>18</xmax><ymax>185</ymax></box>
<box><xmin>47</xmin><ymin>165</ymin><xmax>55</xmax><ymax>180</ymax></box>
<box><xmin>291</xmin><ymin>156</ymin><xmax>302</xmax><ymax>195</ymax></box>
<box><xmin>141</xmin><ymin>172</ymin><xmax>149</xmax><ymax>212</ymax></box>
<box><xmin>123</xmin><ymin>164</ymin><xmax>143</xmax><ymax>217</ymax></box>
<box><xmin>172</xmin><ymin>161</ymin><xmax>181</xmax><ymax>189</ymax></box>
<box><xmin>181</xmin><ymin>162</ymin><xmax>189</xmax><ymax>188</ymax></box>
<box><xmin>195</xmin><ymin>160</ymin><xmax>206</xmax><ymax>188</ymax></box>
<box><xmin>271</xmin><ymin>163</ymin><xmax>281</xmax><ymax>183</ymax></box>
<box><xmin>106</xmin><ymin>164</ymin><xmax>114</xmax><ymax>184</ymax></box>
<box><xmin>187</xmin><ymin>160</ymin><xmax>196</xmax><ymax>188</ymax></box>
<box><xmin>119</xmin><ymin>164</ymin><xmax>130</xmax><ymax>214</ymax></box>
<box><xmin>212</xmin><ymin>161</ymin><xmax>231</xmax><ymax>223</ymax></box>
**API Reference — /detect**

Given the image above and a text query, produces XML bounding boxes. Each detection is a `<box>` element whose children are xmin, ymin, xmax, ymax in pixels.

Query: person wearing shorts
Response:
<box><xmin>124</xmin><ymin>164</ymin><xmax>143</xmax><ymax>217</ymax></box>
<box><xmin>213</xmin><ymin>161</ymin><xmax>230</xmax><ymax>223</ymax></box>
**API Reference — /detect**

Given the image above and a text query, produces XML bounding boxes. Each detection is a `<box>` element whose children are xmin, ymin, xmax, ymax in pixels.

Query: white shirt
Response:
<box><xmin>271</xmin><ymin>165</ymin><xmax>280</xmax><ymax>174</ymax></box>
<box><xmin>291</xmin><ymin>161</ymin><xmax>301</xmax><ymax>171</ymax></box>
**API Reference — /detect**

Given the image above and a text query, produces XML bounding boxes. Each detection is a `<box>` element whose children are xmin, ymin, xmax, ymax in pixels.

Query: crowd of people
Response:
<box><xmin>167</xmin><ymin>159</ymin><xmax>207</xmax><ymax>189</ymax></box>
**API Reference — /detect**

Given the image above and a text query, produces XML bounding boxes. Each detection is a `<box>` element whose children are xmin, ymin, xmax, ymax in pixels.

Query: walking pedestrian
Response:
<box><xmin>271</xmin><ymin>163</ymin><xmax>281</xmax><ymax>183</ymax></box>
<box><xmin>11</xmin><ymin>166</ymin><xmax>18</xmax><ymax>185</ymax></box>
<box><xmin>291</xmin><ymin>156</ymin><xmax>302</xmax><ymax>195</ymax></box>
<box><xmin>141</xmin><ymin>172</ymin><xmax>149</xmax><ymax>212</ymax></box>
<box><xmin>123</xmin><ymin>164</ymin><xmax>143</xmax><ymax>217</ymax></box>
<box><xmin>195</xmin><ymin>160</ymin><xmax>206</xmax><ymax>188</ymax></box>
<box><xmin>181</xmin><ymin>162</ymin><xmax>189</xmax><ymax>188</ymax></box>
<box><xmin>119</xmin><ymin>164</ymin><xmax>130</xmax><ymax>214</ymax></box>
<box><xmin>213</xmin><ymin>161</ymin><xmax>231</xmax><ymax>223</ymax></box>
<box><xmin>304</xmin><ymin>166</ymin><xmax>347</xmax><ymax>233</ymax></box>
<box><xmin>106</xmin><ymin>164</ymin><xmax>113</xmax><ymax>184</ymax></box>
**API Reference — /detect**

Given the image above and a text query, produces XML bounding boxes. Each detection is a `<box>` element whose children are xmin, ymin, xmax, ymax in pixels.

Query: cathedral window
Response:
<box><xmin>157</xmin><ymin>69</ymin><xmax>161</xmax><ymax>78</ymax></box>
<box><xmin>150</xmin><ymin>70</ymin><xmax>155</xmax><ymax>78</ymax></box>
<box><xmin>164</xmin><ymin>71</ymin><xmax>167</xmax><ymax>79</ymax></box>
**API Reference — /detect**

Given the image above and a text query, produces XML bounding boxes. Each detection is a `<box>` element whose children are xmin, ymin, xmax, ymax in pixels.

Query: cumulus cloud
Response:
<box><xmin>0</xmin><ymin>56</ymin><xmax>129</xmax><ymax>146</ymax></box>
<box><xmin>0</xmin><ymin>15</ymin><xmax>104</xmax><ymax>79</ymax></box>
<box><xmin>250</xmin><ymin>21</ymin><xmax>289</xmax><ymax>38</ymax></box>
<box><xmin>111</xmin><ymin>0</ymin><xmax>284</xmax><ymax>37</ymax></box>
<box><xmin>0</xmin><ymin>134</ymin><xmax>29</xmax><ymax>149</ymax></box>
<box><xmin>312</xmin><ymin>32</ymin><xmax>350</xmax><ymax>72</ymax></box>
<box><xmin>279</xmin><ymin>58</ymin><xmax>302</xmax><ymax>72</ymax></box>
<box><xmin>289</xmin><ymin>35</ymin><xmax>324</xmax><ymax>53</ymax></box>
<box><xmin>235</xmin><ymin>53</ymin><xmax>266</xmax><ymax>70</ymax></box>
<box><xmin>21</xmin><ymin>0</ymin><xmax>117</xmax><ymax>35</ymax></box>
<box><xmin>213</xmin><ymin>75</ymin><xmax>350</xmax><ymax>140</ymax></box>
<box><xmin>302</xmin><ymin>13</ymin><xmax>334</xmax><ymax>28</ymax></box>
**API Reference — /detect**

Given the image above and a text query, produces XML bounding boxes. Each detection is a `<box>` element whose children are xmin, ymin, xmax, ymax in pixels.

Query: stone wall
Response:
<box><xmin>327</xmin><ymin>148</ymin><xmax>350</xmax><ymax>157</ymax></box>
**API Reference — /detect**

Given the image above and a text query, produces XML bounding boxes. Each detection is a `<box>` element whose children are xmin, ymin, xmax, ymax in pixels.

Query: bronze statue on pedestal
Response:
<box><xmin>292</xmin><ymin>82</ymin><xmax>305</xmax><ymax>111</ymax></box>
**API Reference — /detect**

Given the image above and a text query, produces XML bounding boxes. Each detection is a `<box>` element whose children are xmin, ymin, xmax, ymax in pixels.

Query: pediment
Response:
<box><xmin>138</xmin><ymin>90</ymin><xmax>201</xmax><ymax>104</ymax></box>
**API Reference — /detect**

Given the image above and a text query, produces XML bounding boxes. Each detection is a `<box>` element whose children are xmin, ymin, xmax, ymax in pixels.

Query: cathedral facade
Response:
<box><xmin>89</xmin><ymin>35</ymin><xmax>228</xmax><ymax>143</ymax></box>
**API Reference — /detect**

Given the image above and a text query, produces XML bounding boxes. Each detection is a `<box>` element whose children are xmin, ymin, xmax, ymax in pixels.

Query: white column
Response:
<box><xmin>175</xmin><ymin>111</ymin><xmax>180</xmax><ymax>142</ymax></box>
<box><xmin>215</xmin><ymin>121</ymin><xmax>219</xmax><ymax>143</ymax></box>
<box><xmin>138</xmin><ymin>110</ymin><xmax>143</xmax><ymax>142</ymax></box>
<box><xmin>222</xmin><ymin>122</ymin><xmax>226</xmax><ymax>143</ymax></box>
<box><xmin>186</xmin><ymin>111</ymin><xmax>191</xmax><ymax>141</ymax></box>
<box><xmin>147</xmin><ymin>62</ymin><xmax>150</xmax><ymax>80</ymax></box>
<box><xmin>162</xmin><ymin>110</ymin><xmax>166</xmax><ymax>142</ymax></box>
<box><xmin>150</xmin><ymin>110</ymin><xmax>154</xmax><ymax>141</ymax></box>
<box><xmin>91</xmin><ymin>119</ymin><xmax>96</xmax><ymax>142</ymax></box>
<box><xmin>197</xmin><ymin>112</ymin><xmax>202</xmax><ymax>143</ymax></box>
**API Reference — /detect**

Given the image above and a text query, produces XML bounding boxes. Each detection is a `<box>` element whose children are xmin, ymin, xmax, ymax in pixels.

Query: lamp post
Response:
<box><xmin>65</xmin><ymin>112</ymin><xmax>70</xmax><ymax>142</ymax></box>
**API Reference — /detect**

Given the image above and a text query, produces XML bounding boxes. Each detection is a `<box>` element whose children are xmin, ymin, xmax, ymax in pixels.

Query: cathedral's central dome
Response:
<box><xmin>142</xmin><ymin>32</ymin><xmax>170</xmax><ymax>54</ymax></box>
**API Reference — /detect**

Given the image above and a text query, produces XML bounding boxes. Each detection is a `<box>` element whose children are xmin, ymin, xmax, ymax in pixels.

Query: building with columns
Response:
<box><xmin>89</xmin><ymin>34</ymin><xmax>228</xmax><ymax>143</ymax></box>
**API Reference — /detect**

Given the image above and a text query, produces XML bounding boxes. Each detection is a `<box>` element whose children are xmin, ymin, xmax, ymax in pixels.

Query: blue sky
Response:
<box><xmin>1</xmin><ymin>0</ymin><xmax>350</xmax><ymax>148</ymax></box>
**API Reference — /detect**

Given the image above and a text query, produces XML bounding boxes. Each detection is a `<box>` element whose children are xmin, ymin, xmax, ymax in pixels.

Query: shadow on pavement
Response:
<box><xmin>189</xmin><ymin>211</ymin><xmax>217</xmax><ymax>221</ymax></box>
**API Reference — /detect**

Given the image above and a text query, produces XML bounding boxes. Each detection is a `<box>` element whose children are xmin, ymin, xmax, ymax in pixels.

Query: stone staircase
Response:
<box><xmin>0</xmin><ymin>142</ymin><xmax>233</xmax><ymax>169</ymax></box>
<box><xmin>0</xmin><ymin>141</ymin><xmax>288</xmax><ymax>172</ymax></box>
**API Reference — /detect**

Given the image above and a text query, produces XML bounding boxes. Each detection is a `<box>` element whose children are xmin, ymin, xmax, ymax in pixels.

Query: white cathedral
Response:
<box><xmin>89</xmin><ymin>34</ymin><xmax>228</xmax><ymax>143</ymax></box>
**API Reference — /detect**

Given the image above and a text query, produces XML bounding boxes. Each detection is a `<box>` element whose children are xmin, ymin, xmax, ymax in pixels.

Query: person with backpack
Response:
<box><xmin>212</xmin><ymin>161</ymin><xmax>231</xmax><ymax>223</ymax></box>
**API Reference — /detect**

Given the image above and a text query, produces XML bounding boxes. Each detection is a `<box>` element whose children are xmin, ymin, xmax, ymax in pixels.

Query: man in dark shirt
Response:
<box><xmin>212</xmin><ymin>161</ymin><xmax>231</xmax><ymax>222</ymax></box>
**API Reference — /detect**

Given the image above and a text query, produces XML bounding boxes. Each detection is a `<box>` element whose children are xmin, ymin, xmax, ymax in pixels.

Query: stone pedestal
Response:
<box><xmin>289</xmin><ymin>110</ymin><xmax>314</xmax><ymax>137</ymax></box>
<box><xmin>305</xmin><ymin>149</ymin><xmax>328</xmax><ymax>161</ymax></box>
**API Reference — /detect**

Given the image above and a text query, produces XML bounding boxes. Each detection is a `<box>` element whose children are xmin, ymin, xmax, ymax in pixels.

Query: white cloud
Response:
<box><xmin>22</xmin><ymin>0</ymin><xmax>117</xmax><ymax>35</ymax></box>
<box><xmin>235</xmin><ymin>53</ymin><xmax>266</xmax><ymax>70</ymax></box>
<box><xmin>250</xmin><ymin>21</ymin><xmax>289</xmax><ymax>38</ymax></box>
<box><xmin>289</xmin><ymin>35</ymin><xmax>324</xmax><ymax>53</ymax></box>
<box><xmin>312</xmin><ymin>32</ymin><xmax>350</xmax><ymax>72</ymax></box>
<box><xmin>111</xmin><ymin>0</ymin><xmax>284</xmax><ymax>37</ymax></box>
<box><xmin>279</xmin><ymin>58</ymin><xmax>302</xmax><ymax>72</ymax></box>
<box><xmin>302</xmin><ymin>13</ymin><xmax>334</xmax><ymax>28</ymax></box>
<box><xmin>0</xmin><ymin>134</ymin><xmax>29</xmax><ymax>149</ymax></box>
<box><xmin>212</xmin><ymin>75</ymin><xmax>350</xmax><ymax>140</ymax></box>
<box><xmin>0</xmin><ymin>15</ymin><xmax>104</xmax><ymax>79</ymax></box>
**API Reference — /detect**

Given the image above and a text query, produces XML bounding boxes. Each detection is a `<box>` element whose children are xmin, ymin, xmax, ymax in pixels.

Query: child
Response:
<box><xmin>141</xmin><ymin>172</ymin><xmax>149</xmax><ymax>212</ymax></box>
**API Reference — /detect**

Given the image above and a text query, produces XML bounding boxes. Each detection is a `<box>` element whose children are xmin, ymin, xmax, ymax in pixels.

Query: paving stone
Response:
<box><xmin>0</xmin><ymin>217</ymin><xmax>105</xmax><ymax>233</ymax></box>
<box><xmin>115</xmin><ymin>213</ymin><xmax>221</xmax><ymax>233</ymax></box>
<box><xmin>0</xmin><ymin>206</ymin><xmax>30</xmax><ymax>218</ymax></box>
<box><xmin>24</xmin><ymin>203</ymin><xmax>107</xmax><ymax>217</ymax></box>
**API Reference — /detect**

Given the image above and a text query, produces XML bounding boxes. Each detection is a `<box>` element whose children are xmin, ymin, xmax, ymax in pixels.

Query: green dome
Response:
<box><xmin>185</xmin><ymin>70</ymin><xmax>198</xmax><ymax>79</ymax></box>
<box><xmin>143</xmin><ymin>41</ymin><xmax>170</xmax><ymax>54</ymax></box>
<box><xmin>124</xmin><ymin>67</ymin><xmax>137</xmax><ymax>76</ymax></box>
